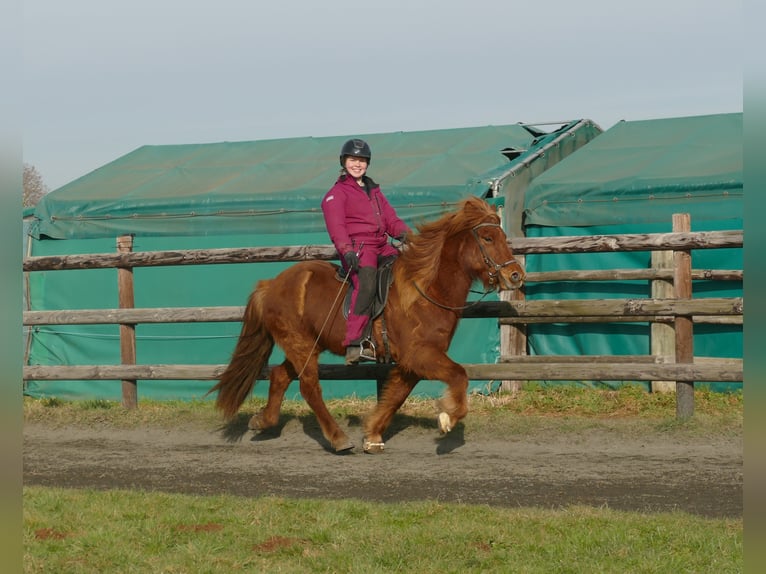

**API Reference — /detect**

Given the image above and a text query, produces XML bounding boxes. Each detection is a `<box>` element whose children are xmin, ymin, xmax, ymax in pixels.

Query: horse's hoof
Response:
<box><xmin>438</xmin><ymin>412</ymin><xmax>452</xmax><ymax>434</ymax></box>
<box><xmin>247</xmin><ymin>413</ymin><xmax>263</xmax><ymax>431</ymax></box>
<box><xmin>363</xmin><ymin>439</ymin><xmax>385</xmax><ymax>454</ymax></box>
<box><xmin>334</xmin><ymin>440</ymin><xmax>355</xmax><ymax>453</ymax></box>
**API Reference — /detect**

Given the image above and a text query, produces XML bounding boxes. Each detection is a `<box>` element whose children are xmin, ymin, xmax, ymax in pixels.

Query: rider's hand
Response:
<box><xmin>343</xmin><ymin>251</ymin><xmax>360</xmax><ymax>272</ymax></box>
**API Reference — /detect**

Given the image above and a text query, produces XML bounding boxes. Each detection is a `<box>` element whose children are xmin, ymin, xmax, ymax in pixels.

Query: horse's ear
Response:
<box><xmin>462</xmin><ymin>196</ymin><xmax>482</xmax><ymax>209</ymax></box>
<box><xmin>462</xmin><ymin>195</ymin><xmax>494</xmax><ymax>218</ymax></box>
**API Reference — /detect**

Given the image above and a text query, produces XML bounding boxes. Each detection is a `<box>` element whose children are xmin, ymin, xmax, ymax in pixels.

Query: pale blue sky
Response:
<box><xmin>23</xmin><ymin>0</ymin><xmax>743</xmax><ymax>190</ymax></box>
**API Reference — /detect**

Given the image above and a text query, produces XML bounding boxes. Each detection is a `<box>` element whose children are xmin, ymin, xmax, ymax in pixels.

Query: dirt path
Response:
<box><xmin>23</xmin><ymin>415</ymin><xmax>742</xmax><ymax>519</ymax></box>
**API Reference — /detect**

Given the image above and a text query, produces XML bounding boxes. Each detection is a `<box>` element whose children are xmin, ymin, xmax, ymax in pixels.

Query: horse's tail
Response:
<box><xmin>208</xmin><ymin>281</ymin><xmax>275</xmax><ymax>419</ymax></box>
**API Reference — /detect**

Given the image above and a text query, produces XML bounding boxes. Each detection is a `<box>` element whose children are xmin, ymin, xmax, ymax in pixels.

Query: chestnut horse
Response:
<box><xmin>208</xmin><ymin>196</ymin><xmax>525</xmax><ymax>453</ymax></box>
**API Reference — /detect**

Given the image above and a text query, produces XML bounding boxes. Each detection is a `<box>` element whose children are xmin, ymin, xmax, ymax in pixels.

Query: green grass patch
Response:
<box><xmin>24</xmin><ymin>486</ymin><xmax>742</xmax><ymax>574</ymax></box>
<box><xmin>477</xmin><ymin>387</ymin><xmax>742</xmax><ymax>441</ymax></box>
<box><xmin>23</xmin><ymin>386</ymin><xmax>743</xmax><ymax>439</ymax></box>
<box><xmin>78</xmin><ymin>398</ymin><xmax>116</xmax><ymax>410</ymax></box>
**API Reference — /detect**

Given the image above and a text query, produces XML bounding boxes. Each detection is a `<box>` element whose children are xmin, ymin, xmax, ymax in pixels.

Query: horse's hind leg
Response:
<box><xmin>248</xmin><ymin>361</ymin><xmax>294</xmax><ymax>432</ymax></box>
<box><xmin>289</xmin><ymin>354</ymin><xmax>354</xmax><ymax>453</ymax></box>
<box><xmin>363</xmin><ymin>368</ymin><xmax>419</xmax><ymax>454</ymax></box>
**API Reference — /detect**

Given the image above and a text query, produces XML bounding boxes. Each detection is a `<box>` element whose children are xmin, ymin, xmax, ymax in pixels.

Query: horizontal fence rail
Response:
<box><xmin>22</xmin><ymin>230</ymin><xmax>743</xmax><ymax>272</ymax></box>
<box><xmin>22</xmin><ymin>359</ymin><xmax>743</xmax><ymax>383</ymax></box>
<box><xmin>23</xmin><ymin>298</ymin><xmax>743</xmax><ymax>326</ymax></box>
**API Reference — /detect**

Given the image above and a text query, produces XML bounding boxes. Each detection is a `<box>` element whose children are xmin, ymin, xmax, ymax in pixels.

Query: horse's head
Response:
<box><xmin>395</xmin><ymin>197</ymin><xmax>525</xmax><ymax>312</ymax></box>
<box><xmin>449</xmin><ymin>196</ymin><xmax>525</xmax><ymax>292</ymax></box>
<box><xmin>469</xmin><ymin>220</ymin><xmax>525</xmax><ymax>291</ymax></box>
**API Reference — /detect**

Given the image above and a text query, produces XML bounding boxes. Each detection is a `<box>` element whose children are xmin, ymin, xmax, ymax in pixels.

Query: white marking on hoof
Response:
<box><xmin>363</xmin><ymin>439</ymin><xmax>385</xmax><ymax>454</ymax></box>
<box><xmin>438</xmin><ymin>412</ymin><xmax>452</xmax><ymax>434</ymax></box>
<box><xmin>248</xmin><ymin>414</ymin><xmax>263</xmax><ymax>431</ymax></box>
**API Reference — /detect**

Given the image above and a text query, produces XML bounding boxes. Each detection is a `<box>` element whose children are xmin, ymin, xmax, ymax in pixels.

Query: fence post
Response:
<box><xmin>651</xmin><ymin>250</ymin><xmax>675</xmax><ymax>392</ymax></box>
<box><xmin>117</xmin><ymin>235</ymin><xmax>138</xmax><ymax>409</ymax></box>
<box><xmin>673</xmin><ymin>214</ymin><xmax>694</xmax><ymax>418</ymax></box>
<box><xmin>499</xmin><ymin>254</ymin><xmax>526</xmax><ymax>393</ymax></box>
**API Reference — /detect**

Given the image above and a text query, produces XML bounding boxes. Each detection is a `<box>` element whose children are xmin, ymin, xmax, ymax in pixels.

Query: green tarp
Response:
<box><xmin>31</xmin><ymin>123</ymin><xmax>591</xmax><ymax>241</ymax></box>
<box><xmin>524</xmin><ymin>113</ymin><xmax>742</xmax><ymax>227</ymax></box>
<box><xmin>521</xmin><ymin>113</ymin><xmax>743</xmax><ymax>391</ymax></box>
<box><xmin>25</xmin><ymin>121</ymin><xmax>598</xmax><ymax>401</ymax></box>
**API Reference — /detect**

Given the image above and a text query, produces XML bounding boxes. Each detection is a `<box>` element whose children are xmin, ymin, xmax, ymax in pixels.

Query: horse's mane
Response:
<box><xmin>394</xmin><ymin>196</ymin><xmax>500</xmax><ymax>311</ymax></box>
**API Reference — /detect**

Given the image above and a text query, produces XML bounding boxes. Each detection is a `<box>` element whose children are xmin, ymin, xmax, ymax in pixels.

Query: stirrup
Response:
<box><xmin>359</xmin><ymin>339</ymin><xmax>377</xmax><ymax>362</ymax></box>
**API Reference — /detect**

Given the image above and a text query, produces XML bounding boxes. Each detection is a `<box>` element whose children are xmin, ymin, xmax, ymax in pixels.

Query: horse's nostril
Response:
<box><xmin>511</xmin><ymin>272</ymin><xmax>521</xmax><ymax>283</ymax></box>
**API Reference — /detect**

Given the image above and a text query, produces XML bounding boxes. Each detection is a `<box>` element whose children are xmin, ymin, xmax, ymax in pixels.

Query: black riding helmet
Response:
<box><xmin>339</xmin><ymin>138</ymin><xmax>372</xmax><ymax>166</ymax></box>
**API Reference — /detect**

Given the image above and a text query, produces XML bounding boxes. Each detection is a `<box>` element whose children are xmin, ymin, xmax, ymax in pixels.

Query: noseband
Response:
<box><xmin>413</xmin><ymin>221</ymin><xmax>520</xmax><ymax>311</ymax></box>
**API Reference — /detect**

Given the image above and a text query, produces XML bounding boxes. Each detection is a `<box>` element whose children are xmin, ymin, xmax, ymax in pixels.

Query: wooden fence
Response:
<box><xmin>22</xmin><ymin>214</ymin><xmax>743</xmax><ymax>417</ymax></box>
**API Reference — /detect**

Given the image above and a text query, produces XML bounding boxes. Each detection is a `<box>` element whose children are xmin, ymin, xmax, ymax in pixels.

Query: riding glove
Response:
<box><xmin>343</xmin><ymin>251</ymin><xmax>360</xmax><ymax>272</ymax></box>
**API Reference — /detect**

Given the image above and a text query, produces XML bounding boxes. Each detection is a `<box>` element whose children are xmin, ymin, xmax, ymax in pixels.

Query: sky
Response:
<box><xmin>23</xmin><ymin>0</ymin><xmax>743</xmax><ymax>191</ymax></box>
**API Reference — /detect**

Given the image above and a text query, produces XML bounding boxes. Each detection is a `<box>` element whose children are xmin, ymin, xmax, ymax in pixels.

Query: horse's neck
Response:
<box><xmin>393</xmin><ymin>233</ymin><xmax>475</xmax><ymax>311</ymax></box>
<box><xmin>432</xmin><ymin>252</ymin><xmax>474</xmax><ymax>306</ymax></box>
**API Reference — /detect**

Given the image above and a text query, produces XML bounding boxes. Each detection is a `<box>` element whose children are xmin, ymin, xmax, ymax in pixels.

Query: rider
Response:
<box><xmin>321</xmin><ymin>138</ymin><xmax>411</xmax><ymax>365</ymax></box>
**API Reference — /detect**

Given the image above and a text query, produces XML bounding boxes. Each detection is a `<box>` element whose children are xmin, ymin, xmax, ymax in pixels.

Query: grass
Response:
<box><xmin>24</xmin><ymin>486</ymin><xmax>742</xmax><ymax>574</ymax></box>
<box><xmin>23</xmin><ymin>385</ymin><xmax>743</xmax><ymax>438</ymax></box>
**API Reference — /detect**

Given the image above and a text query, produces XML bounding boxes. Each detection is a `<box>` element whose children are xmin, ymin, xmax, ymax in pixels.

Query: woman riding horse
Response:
<box><xmin>209</xmin><ymin>196</ymin><xmax>524</xmax><ymax>453</ymax></box>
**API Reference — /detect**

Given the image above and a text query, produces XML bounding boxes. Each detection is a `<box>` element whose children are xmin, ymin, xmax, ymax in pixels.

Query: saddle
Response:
<box><xmin>334</xmin><ymin>255</ymin><xmax>396</xmax><ymax>320</ymax></box>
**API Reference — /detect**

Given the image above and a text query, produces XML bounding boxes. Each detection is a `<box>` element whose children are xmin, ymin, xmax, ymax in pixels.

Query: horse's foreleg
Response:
<box><xmin>405</xmin><ymin>352</ymin><xmax>469</xmax><ymax>435</ymax></box>
<box><xmin>297</xmin><ymin>363</ymin><xmax>354</xmax><ymax>453</ymax></box>
<box><xmin>363</xmin><ymin>368</ymin><xmax>418</xmax><ymax>454</ymax></box>
<box><xmin>435</xmin><ymin>362</ymin><xmax>469</xmax><ymax>433</ymax></box>
<box><xmin>248</xmin><ymin>361</ymin><xmax>294</xmax><ymax>432</ymax></box>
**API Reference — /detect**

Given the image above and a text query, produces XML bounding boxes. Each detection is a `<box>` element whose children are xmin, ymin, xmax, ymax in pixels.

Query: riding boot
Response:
<box><xmin>345</xmin><ymin>340</ymin><xmax>376</xmax><ymax>365</ymax></box>
<box><xmin>345</xmin><ymin>267</ymin><xmax>377</xmax><ymax>364</ymax></box>
<box><xmin>345</xmin><ymin>345</ymin><xmax>362</xmax><ymax>365</ymax></box>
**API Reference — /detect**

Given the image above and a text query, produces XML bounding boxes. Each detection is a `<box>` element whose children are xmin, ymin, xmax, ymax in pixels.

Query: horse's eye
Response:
<box><xmin>482</xmin><ymin>235</ymin><xmax>493</xmax><ymax>244</ymax></box>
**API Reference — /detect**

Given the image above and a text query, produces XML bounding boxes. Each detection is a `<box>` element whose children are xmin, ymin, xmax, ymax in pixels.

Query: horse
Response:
<box><xmin>208</xmin><ymin>196</ymin><xmax>525</xmax><ymax>453</ymax></box>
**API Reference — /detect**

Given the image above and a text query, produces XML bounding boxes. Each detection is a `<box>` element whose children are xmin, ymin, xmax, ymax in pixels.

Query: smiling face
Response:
<box><xmin>343</xmin><ymin>155</ymin><xmax>369</xmax><ymax>182</ymax></box>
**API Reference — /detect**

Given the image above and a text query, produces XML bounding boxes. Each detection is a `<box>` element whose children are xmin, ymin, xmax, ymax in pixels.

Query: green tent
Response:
<box><xmin>520</xmin><ymin>113</ymin><xmax>743</xmax><ymax>391</ymax></box>
<box><xmin>25</xmin><ymin>120</ymin><xmax>600</xmax><ymax>401</ymax></box>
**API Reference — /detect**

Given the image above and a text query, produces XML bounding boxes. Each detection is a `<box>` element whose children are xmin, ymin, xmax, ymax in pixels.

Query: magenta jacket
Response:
<box><xmin>321</xmin><ymin>174</ymin><xmax>410</xmax><ymax>257</ymax></box>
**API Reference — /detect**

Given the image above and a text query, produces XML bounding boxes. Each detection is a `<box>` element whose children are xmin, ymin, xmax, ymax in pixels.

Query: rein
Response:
<box><xmin>413</xmin><ymin>222</ymin><xmax>518</xmax><ymax>311</ymax></box>
<box><xmin>413</xmin><ymin>281</ymin><xmax>494</xmax><ymax>311</ymax></box>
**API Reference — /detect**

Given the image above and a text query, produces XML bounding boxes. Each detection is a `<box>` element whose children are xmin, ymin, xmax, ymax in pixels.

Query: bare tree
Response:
<box><xmin>23</xmin><ymin>163</ymin><xmax>49</xmax><ymax>208</ymax></box>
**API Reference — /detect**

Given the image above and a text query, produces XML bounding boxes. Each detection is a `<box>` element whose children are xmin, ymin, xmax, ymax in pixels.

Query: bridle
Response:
<box><xmin>413</xmin><ymin>221</ymin><xmax>521</xmax><ymax>311</ymax></box>
<box><xmin>471</xmin><ymin>222</ymin><xmax>520</xmax><ymax>287</ymax></box>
